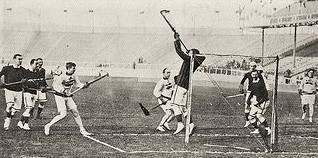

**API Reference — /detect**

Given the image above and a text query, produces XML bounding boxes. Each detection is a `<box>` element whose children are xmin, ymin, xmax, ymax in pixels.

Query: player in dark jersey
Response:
<box><xmin>33</xmin><ymin>58</ymin><xmax>48</xmax><ymax>119</ymax></box>
<box><xmin>17</xmin><ymin>59</ymin><xmax>40</xmax><ymax>130</ymax></box>
<box><xmin>0</xmin><ymin>54</ymin><xmax>28</xmax><ymax>130</ymax></box>
<box><xmin>239</xmin><ymin>61</ymin><xmax>257</xmax><ymax>127</ymax></box>
<box><xmin>171</xmin><ymin>33</ymin><xmax>206</xmax><ymax>135</ymax></box>
<box><xmin>246</xmin><ymin>70</ymin><xmax>271</xmax><ymax>153</ymax></box>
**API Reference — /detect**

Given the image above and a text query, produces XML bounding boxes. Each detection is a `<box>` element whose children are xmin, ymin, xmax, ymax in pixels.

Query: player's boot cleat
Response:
<box><xmin>23</xmin><ymin>123</ymin><xmax>30</xmax><ymax>130</ymax></box>
<box><xmin>302</xmin><ymin>113</ymin><xmax>306</xmax><ymax>120</ymax></box>
<box><xmin>156</xmin><ymin>125</ymin><xmax>165</xmax><ymax>132</ymax></box>
<box><xmin>80</xmin><ymin>130</ymin><xmax>93</xmax><ymax>136</ymax></box>
<box><xmin>250</xmin><ymin>129</ymin><xmax>259</xmax><ymax>134</ymax></box>
<box><xmin>4</xmin><ymin>118</ymin><xmax>11</xmax><ymax>131</ymax></box>
<box><xmin>173</xmin><ymin>123</ymin><xmax>184</xmax><ymax>135</ymax></box>
<box><xmin>244</xmin><ymin>121</ymin><xmax>251</xmax><ymax>127</ymax></box>
<box><xmin>17</xmin><ymin>121</ymin><xmax>24</xmax><ymax>129</ymax></box>
<box><xmin>189</xmin><ymin>123</ymin><xmax>195</xmax><ymax>136</ymax></box>
<box><xmin>163</xmin><ymin>122</ymin><xmax>171</xmax><ymax>131</ymax></box>
<box><xmin>44</xmin><ymin>124</ymin><xmax>50</xmax><ymax>135</ymax></box>
<box><xmin>309</xmin><ymin>117</ymin><xmax>313</xmax><ymax>123</ymax></box>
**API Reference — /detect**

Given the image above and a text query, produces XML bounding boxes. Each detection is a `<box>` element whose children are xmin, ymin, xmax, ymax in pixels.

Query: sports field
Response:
<box><xmin>1</xmin><ymin>76</ymin><xmax>318</xmax><ymax>158</ymax></box>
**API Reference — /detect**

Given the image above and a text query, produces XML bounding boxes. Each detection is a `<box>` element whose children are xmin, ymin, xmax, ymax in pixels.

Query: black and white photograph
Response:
<box><xmin>1</xmin><ymin>0</ymin><xmax>318</xmax><ymax>157</ymax></box>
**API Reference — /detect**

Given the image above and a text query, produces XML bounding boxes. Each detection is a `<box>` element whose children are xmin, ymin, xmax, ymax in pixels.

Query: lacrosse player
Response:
<box><xmin>153</xmin><ymin>68</ymin><xmax>174</xmax><ymax>131</ymax></box>
<box><xmin>171</xmin><ymin>33</ymin><xmax>205</xmax><ymax>135</ymax></box>
<box><xmin>299</xmin><ymin>68</ymin><xmax>318</xmax><ymax>123</ymax></box>
<box><xmin>32</xmin><ymin>58</ymin><xmax>48</xmax><ymax>119</ymax></box>
<box><xmin>44</xmin><ymin>62</ymin><xmax>92</xmax><ymax>136</ymax></box>
<box><xmin>239</xmin><ymin>61</ymin><xmax>257</xmax><ymax>127</ymax></box>
<box><xmin>0</xmin><ymin>54</ymin><xmax>28</xmax><ymax>130</ymax></box>
<box><xmin>17</xmin><ymin>59</ymin><xmax>40</xmax><ymax>130</ymax></box>
<box><xmin>246</xmin><ymin>70</ymin><xmax>271</xmax><ymax>152</ymax></box>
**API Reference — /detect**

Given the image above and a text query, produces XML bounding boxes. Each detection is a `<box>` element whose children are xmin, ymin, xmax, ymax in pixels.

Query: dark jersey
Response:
<box><xmin>24</xmin><ymin>69</ymin><xmax>41</xmax><ymax>95</ymax></box>
<box><xmin>248</xmin><ymin>78</ymin><xmax>269</xmax><ymax>104</ymax></box>
<box><xmin>174</xmin><ymin>40</ymin><xmax>206</xmax><ymax>90</ymax></box>
<box><xmin>0</xmin><ymin>65</ymin><xmax>27</xmax><ymax>91</ymax></box>
<box><xmin>240</xmin><ymin>72</ymin><xmax>253</xmax><ymax>91</ymax></box>
<box><xmin>37</xmin><ymin>68</ymin><xmax>47</xmax><ymax>87</ymax></box>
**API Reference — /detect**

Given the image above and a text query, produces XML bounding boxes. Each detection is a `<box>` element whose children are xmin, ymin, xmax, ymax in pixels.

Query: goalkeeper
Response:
<box><xmin>170</xmin><ymin>32</ymin><xmax>205</xmax><ymax>135</ymax></box>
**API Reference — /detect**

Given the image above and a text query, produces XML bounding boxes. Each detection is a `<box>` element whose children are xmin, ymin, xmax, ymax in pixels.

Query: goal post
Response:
<box><xmin>271</xmin><ymin>55</ymin><xmax>279</xmax><ymax>152</ymax></box>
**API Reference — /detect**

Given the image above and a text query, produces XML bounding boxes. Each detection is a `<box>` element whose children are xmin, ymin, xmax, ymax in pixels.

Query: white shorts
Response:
<box><xmin>244</xmin><ymin>91</ymin><xmax>251</xmax><ymax>112</ymax></box>
<box><xmin>54</xmin><ymin>95</ymin><xmax>77</xmax><ymax>112</ymax></box>
<box><xmin>158</xmin><ymin>99</ymin><xmax>172</xmax><ymax>111</ymax></box>
<box><xmin>37</xmin><ymin>90</ymin><xmax>47</xmax><ymax>102</ymax></box>
<box><xmin>171</xmin><ymin>85</ymin><xmax>187</xmax><ymax>106</ymax></box>
<box><xmin>4</xmin><ymin>89</ymin><xmax>23</xmax><ymax>110</ymax></box>
<box><xmin>301</xmin><ymin>94</ymin><xmax>315</xmax><ymax>105</ymax></box>
<box><xmin>24</xmin><ymin>92</ymin><xmax>37</xmax><ymax>109</ymax></box>
<box><xmin>249</xmin><ymin>98</ymin><xmax>270</xmax><ymax>117</ymax></box>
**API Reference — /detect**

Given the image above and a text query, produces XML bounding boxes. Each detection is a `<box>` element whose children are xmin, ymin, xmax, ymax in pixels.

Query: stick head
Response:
<box><xmin>139</xmin><ymin>103</ymin><xmax>150</xmax><ymax>116</ymax></box>
<box><xmin>160</xmin><ymin>10</ymin><xmax>170</xmax><ymax>14</ymax></box>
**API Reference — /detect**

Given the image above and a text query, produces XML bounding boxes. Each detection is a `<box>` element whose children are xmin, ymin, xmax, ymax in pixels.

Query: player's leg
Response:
<box><xmin>248</xmin><ymin>105</ymin><xmax>259</xmax><ymax>134</ymax></box>
<box><xmin>68</xmin><ymin>98</ymin><xmax>93</xmax><ymax>136</ymax></box>
<box><xmin>36</xmin><ymin>91</ymin><xmax>47</xmax><ymax>119</ymax></box>
<box><xmin>18</xmin><ymin>93</ymin><xmax>35</xmax><ymax>130</ymax></box>
<box><xmin>256</xmin><ymin>113</ymin><xmax>271</xmax><ymax>135</ymax></box>
<box><xmin>301</xmin><ymin>95</ymin><xmax>307</xmax><ymax>120</ymax></box>
<box><xmin>308</xmin><ymin>95</ymin><xmax>315</xmax><ymax>122</ymax></box>
<box><xmin>157</xmin><ymin>105</ymin><xmax>171</xmax><ymax>131</ymax></box>
<box><xmin>244</xmin><ymin>92</ymin><xmax>251</xmax><ymax>127</ymax></box>
<box><xmin>171</xmin><ymin>86</ymin><xmax>188</xmax><ymax>134</ymax></box>
<box><xmin>44</xmin><ymin>95</ymin><xmax>67</xmax><ymax>135</ymax></box>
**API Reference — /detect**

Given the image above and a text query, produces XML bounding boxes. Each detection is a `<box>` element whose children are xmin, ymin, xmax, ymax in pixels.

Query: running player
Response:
<box><xmin>298</xmin><ymin>68</ymin><xmax>318</xmax><ymax>123</ymax></box>
<box><xmin>153</xmin><ymin>68</ymin><xmax>174</xmax><ymax>131</ymax></box>
<box><xmin>246</xmin><ymin>70</ymin><xmax>271</xmax><ymax>152</ymax></box>
<box><xmin>239</xmin><ymin>61</ymin><xmax>257</xmax><ymax>127</ymax></box>
<box><xmin>17</xmin><ymin>59</ymin><xmax>40</xmax><ymax>130</ymax></box>
<box><xmin>33</xmin><ymin>58</ymin><xmax>48</xmax><ymax>119</ymax></box>
<box><xmin>0</xmin><ymin>54</ymin><xmax>27</xmax><ymax>130</ymax></box>
<box><xmin>171</xmin><ymin>33</ymin><xmax>206</xmax><ymax>135</ymax></box>
<box><xmin>44</xmin><ymin>62</ymin><xmax>92</xmax><ymax>136</ymax></box>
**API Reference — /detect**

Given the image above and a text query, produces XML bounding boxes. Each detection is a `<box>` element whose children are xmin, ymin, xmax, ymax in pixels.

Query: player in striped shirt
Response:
<box><xmin>44</xmin><ymin>62</ymin><xmax>92</xmax><ymax>136</ymax></box>
<box><xmin>153</xmin><ymin>68</ymin><xmax>174</xmax><ymax>132</ymax></box>
<box><xmin>298</xmin><ymin>68</ymin><xmax>318</xmax><ymax>123</ymax></box>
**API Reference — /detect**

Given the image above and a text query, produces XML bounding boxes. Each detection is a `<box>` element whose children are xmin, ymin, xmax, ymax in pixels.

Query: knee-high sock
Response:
<box><xmin>303</xmin><ymin>104</ymin><xmax>307</xmax><ymax>113</ymax></box>
<box><xmin>309</xmin><ymin>104</ymin><xmax>314</xmax><ymax>117</ymax></box>
<box><xmin>73</xmin><ymin>115</ymin><xmax>85</xmax><ymax>131</ymax></box>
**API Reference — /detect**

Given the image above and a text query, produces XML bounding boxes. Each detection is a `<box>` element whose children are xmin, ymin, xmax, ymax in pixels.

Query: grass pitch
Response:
<box><xmin>1</xmin><ymin>77</ymin><xmax>318</xmax><ymax>158</ymax></box>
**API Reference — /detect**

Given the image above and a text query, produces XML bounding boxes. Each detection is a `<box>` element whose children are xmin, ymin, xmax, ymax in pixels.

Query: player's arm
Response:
<box><xmin>153</xmin><ymin>80</ymin><xmax>167</xmax><ymax>104</ymax></box>
<box><xmin>174</xmin><ymin>33</ymin><xmax>190</xmax><ymax>61</ymax></box>
<box><xmin>298</xmin><ymin>79</ymin><xmax>304</xmax><ymax>95</ymax></box>
<box><xmin>239</xmin><ymin>73</ymin><xmax>248</xmax><ymax>93</ymax></box>
<box><xmin>73</xmin><ymin>74</ymin><xmax>85</xmax><ymax>89</ymax></box>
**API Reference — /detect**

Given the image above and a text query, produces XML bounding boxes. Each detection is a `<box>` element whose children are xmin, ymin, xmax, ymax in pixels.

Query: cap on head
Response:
<box><xmin>256</xmin><ymin>65</ymin><xmax>264</xmax><ymax>71</ymax></box>
<box><xmin>191</xmin><ymin>49</ymin><xmax>200</xmax><ymax>54</ymax></box>
<box><xmin>250</xmin><ymin>62</ymin><xmax>257</xmax><ymax>67</ymax></box>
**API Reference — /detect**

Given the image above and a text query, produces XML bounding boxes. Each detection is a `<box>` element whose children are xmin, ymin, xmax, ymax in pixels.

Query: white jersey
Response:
<box><xmin>52</xmin><ymin>71</ymin><xmax>84</xmax><ymax>94</ymax></box>
<box><xmin>299</xmin><ymin>76</ymin><xmax>318</xmax><ymax>94</ymax></box>
<box><xmin>153</xmin><ymin>78</ymin><xmax>173</xmax><ymax>99</ymax></box>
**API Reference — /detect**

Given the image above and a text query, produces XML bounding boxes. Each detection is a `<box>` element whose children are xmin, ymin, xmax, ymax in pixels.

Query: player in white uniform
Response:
<box><xmin>44</xmin><ymin>62</ymin><xmax>92</xmax><ymax>136</ymax></box>
<box><xmin>153</xmin><ymin>68</ymin><xmax>174</xmax><ymax>131</ymax></box>
<box><xmin>298</xmin><ymin>68</ymin><xmax>318</xmax><ymax>123</ymax></box>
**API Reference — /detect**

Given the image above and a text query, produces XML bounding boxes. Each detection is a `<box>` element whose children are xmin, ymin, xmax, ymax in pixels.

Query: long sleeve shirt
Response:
<box><xmin>0</xmin><ymin>65</ymin><xmax>27</xmax><ymax>92</ymax></box>
<box><xmin>174</xmin><ymin>40</ymin><xmax>206</xmax><ymax>90</ymax></box>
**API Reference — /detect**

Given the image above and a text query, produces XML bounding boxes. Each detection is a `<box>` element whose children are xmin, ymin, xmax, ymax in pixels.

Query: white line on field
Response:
<box><xmin>100</xmin><ymin>133</ymin><xmax>252</xmax><ymax>138</ymax></box>
<box><xmin>204</xmin><ymin>144</ymin><xmax>250</xmax><ymax>151</ymax></box>
<box><xmin>83</xmin><ymin>135</ymin><xmax>126</xmax><ymax>153</ymax></box>
<box><xmin>290</xmin><ymin>135</ymin><xmax>318</xmax><ymax>140</ymax></box>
